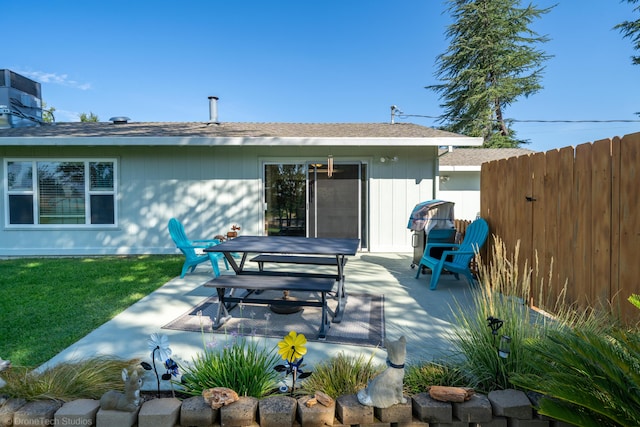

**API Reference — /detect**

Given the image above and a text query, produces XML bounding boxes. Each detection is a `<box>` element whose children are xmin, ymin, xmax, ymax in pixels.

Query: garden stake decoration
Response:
<box><xmin>486</xmin><ymin>316</ymin><xmax>504</xmax><ymax>346</ymax></box>
<box><xmin>487</xmin><ymin>316</ymin><xmax>510</xmax><ymax>385</ymax></box>
<box><xmin>142</xmin><ymin>333</ymin><xmax>174</xmax><ymax>398</ymax></box>
<box><xmin>163</xmin><ymin>358</ymin><xmax>180</xmax><ymax>397</ymax></box>
<box><xmin>275</xmin><ymin>331</ymin><xmax>312</xmax><ymax>396</ymax></box>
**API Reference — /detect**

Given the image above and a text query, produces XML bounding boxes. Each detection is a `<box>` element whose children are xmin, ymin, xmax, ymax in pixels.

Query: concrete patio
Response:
<box><xmin>40</xmin><ymin>253</ymin><xmax>477</xmax><ymax>390</ymax></box>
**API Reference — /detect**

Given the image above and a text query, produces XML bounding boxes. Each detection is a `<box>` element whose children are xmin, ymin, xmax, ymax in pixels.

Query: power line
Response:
<box><xmin>397</xmin><ymin>113</ymin><xmax>640</xmax><ymax>124</ymax></box>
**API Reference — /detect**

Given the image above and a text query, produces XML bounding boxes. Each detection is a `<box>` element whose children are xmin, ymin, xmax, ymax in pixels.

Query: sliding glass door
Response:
<box><xmin>263</xmin><ymin>161</ymin><xmax>367</xmax><ymax>247</ymax></box>
<box><xmin>308</xmin><ymin>162</ymin><xmax>361</xmax><ymax>239</ymax></box>
<box><xmin>264</xmin><ymin>163</ymin><xmax>306</xmax><ymax>236</ymax></box>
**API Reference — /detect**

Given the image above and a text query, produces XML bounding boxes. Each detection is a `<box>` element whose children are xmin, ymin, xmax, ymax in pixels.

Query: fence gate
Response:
<box><xmin>480</xmin><ymin>132</ymin><xmax>640</xmax><ymax>323</ymax></box>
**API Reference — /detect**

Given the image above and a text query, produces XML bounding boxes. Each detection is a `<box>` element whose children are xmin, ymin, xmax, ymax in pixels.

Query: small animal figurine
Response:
<box><xmin>100</xmin><ymin>368</ymin><xmax>143</xmax><ymax>412</ymax></box>
<box><xmin>0</xmin><ymin>357</ymin><xmax>10</xmax><ymax>388</ymax></box>
<box><xmin>227</xmin><ymin>224</ymin><xmax>241</xmax><ymax>239</ymax></box>
<box><xmin>357</xmin><ymin>336</ymin><xmax>407</xmax><ymax>408</ymax></box>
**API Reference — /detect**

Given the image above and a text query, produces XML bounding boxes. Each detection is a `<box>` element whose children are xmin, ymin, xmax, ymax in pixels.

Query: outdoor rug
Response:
<box><xmin>162</xmin><ymin>291</ymin><xmax>385</xmax><ymax>347</ymax></box>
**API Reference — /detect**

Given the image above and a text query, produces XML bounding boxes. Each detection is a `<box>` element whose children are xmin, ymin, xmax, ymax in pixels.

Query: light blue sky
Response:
<box><xmin>4</xmin><ymin>1</ymin><xmax>639</xmax><ymax>152</ymax></box>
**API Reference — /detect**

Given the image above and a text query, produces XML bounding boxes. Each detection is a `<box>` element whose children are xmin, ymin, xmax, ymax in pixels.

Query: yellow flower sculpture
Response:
<box><xmin>277</xmin><ymin>331</ymin><xmax>308</xmax><ymax>362</ymax></box>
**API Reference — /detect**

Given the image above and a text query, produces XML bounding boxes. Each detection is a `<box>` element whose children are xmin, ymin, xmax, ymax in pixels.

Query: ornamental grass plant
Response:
<box><xmin>447</xmin><ymin>234</ymin><xmax>640</xmax><ymax>425</ymax></box>
<box><xmin>403</xmin><ymin>361</ymin><xmax>469</xmax><ymax>395</ymax></box>
<box><xmin>449</xmin><ymin>235</ymin><xmax>592</xmax><ymax>393</ymax></box>
<box><xmin>300</xmin><ymin>352</ymin><xmax>381</xmax><ymax>399</ymax></box>
<box><xmin>179</xmin><ymin>307</ymin><xmax>281</xmax><ymax>398</ymax></box>
<box><xmin>0</xmin><ymin>356</ymin><xmax>141</xmax><ymax>402</ymax></box>
<box><xmin>179</xmin><ymin>334</ymin><xmax>281</xmax><ymax>398</ymax></box>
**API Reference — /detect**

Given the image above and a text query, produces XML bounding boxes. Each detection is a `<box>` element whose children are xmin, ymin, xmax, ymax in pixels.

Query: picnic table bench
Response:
<box><xmin>250</xmin><ymin>254</ymin><xmax>347</xmax><ymax>297</ymax></box>
<box><xmin>204</xmin><ymin>274</ymin><xmax>335</xmax><ymax>338</ymax></box>
<box><xmin>250</xmin><ymin>254</ymin><xmax>348</xmax><ymax>270</ymax></box>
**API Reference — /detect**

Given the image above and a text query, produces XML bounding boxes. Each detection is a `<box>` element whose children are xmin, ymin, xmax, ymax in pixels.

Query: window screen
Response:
<box><xmin>5</xmin><ymin>159</ymin><xmax>117</xmax><ymax>226</ymax></box>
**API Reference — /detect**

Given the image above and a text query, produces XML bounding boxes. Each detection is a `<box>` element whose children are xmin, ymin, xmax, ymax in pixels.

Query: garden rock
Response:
<box><xmin>203</xmin><ymin>386</ymin><xmax>240</xmax><ymax>409</ymax></box>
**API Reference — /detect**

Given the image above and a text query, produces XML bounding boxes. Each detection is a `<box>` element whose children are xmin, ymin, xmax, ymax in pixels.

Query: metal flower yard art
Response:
<box><xmin>275</xmin><ymin>331</ymin><xmax>312</xmax><ymax>396</ymax></box>
<box><xmin>141</xmin><ymin>333</ymin><xmax>179</xmax><ymax>397</ymax></box>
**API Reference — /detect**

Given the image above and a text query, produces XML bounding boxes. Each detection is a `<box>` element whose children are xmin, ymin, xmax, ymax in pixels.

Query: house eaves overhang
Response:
<box><xmin>439</xmin><ymin>165</ymin><xmax>482</xmax><ymax>172</ymax></box>
<box><xmin>0</xmin><ymin>136</ymin><xmax>483</xmax><ymax>147</ymax></box>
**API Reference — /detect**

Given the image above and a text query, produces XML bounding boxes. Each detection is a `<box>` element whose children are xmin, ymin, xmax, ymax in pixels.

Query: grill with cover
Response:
<box><xmin>407</xmin><ymin>200</ymin><xmax>456</xmax><ymax>269</ymax></box>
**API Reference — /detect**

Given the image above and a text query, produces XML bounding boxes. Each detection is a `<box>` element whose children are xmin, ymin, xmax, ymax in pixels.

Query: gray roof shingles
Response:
<box><xmin>439</xmin><ymin>147</ymin><xmax>536</xmax><ymax>166</ymax></box>
<box><xmin>0</xmin><ymin>121</ymin><xmax>468</xmax><ymax>139</ymax></box>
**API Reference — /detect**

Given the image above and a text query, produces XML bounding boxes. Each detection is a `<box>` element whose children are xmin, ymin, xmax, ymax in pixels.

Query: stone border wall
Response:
<box><xmin>0</xmin><ymin>389</ymin><xmax>574</xmax><ymax>426</ymax></box>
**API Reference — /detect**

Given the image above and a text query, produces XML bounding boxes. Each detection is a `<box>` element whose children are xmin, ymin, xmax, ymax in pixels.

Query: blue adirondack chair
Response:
<box><xmin>168</xmin><ymin>218</ymin><xmax>229</xmax><ymax>278</ymax></box>
<box><xmin>415</xmin><ymin>218</ymin><xmax>489</xmax><ymax>290</ymax></box>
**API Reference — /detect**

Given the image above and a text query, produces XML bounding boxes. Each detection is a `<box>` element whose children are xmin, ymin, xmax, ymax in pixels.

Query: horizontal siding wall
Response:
<box><xmin>0</xmin><ymin>144</ymin><xmax>438</xmax><ymax>255</ymax></box>
<box><xmin>438</xmin><ymin>170</ymin><xmax>482</xmax><ymax>220</ymax></box>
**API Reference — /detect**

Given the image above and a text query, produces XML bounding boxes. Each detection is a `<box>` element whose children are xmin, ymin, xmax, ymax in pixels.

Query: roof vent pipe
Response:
<box><xmin>208</xmin><ymin>96</ymin><xmax>219</xmax><ymax>124</ymax></box>
<box><xmin>390</xmin><ymin>105</ymin><xmax>402</xmax><ymax>124</ymax></box>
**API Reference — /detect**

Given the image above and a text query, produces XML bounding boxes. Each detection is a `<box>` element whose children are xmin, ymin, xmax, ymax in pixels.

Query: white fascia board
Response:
<box><xmin>0</xmin><ymin>136</ymin><xmax>484</xmax><ymax>147</ymax></box>
<box><xmin>439</xmin><ymin>165</ymin><xmax>482</xmax><ymax>172</ymax></box>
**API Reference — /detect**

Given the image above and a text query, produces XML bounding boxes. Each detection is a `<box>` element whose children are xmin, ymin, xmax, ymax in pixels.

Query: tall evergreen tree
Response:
<box><xmin>615</xmin><ymin>0</ymin><xmax>640</xmax><ymax>117</ymax></box>
<box><xmin>427</xmin><ymin>0</ymin><xmax>553</xmax><ymax>147</ymax></box>
<box><xmin>615</xmin><ymin>0</ymin><xmax>640</xmax><ymax>66</ymax></box>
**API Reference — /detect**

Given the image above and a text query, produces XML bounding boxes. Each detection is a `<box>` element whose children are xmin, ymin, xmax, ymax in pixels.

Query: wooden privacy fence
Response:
<box><xmin>480</xmin><ymin>132</ymin><xmax>640</xmax><ymax>322</ymax></box>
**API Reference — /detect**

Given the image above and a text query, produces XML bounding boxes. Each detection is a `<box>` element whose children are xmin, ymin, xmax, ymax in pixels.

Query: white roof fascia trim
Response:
<box><xmin>0</xmin><ymin>136</ymin><xmax>484</xmax><ymax>147</ymax></box>
<box><xmin>439</xmin><ymin>165</ymin><xmax>482</xmax><ymax>172</ymax></box>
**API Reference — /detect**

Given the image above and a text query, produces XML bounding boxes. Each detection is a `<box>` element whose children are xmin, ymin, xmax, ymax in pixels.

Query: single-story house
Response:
<box><xmin>437</xmin><ymin>147</ymin><xmax>535</xmax><ymax>220</ymax></box>
<box><xmin>0</xmin><ymin>107</ymin><xmax>482</xmax><ymax>256</ymax></box>
<box><xmin>1</xmin><ymin>120</ymin><xmax>481</xmax><ymax>255</ymax></box>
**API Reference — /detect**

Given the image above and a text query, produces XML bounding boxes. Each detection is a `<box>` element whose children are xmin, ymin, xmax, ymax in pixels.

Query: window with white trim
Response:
<box><xmin>5</xmin><ymin>159</ymin><xmax>117</xmax><ymax>226</ymax></box>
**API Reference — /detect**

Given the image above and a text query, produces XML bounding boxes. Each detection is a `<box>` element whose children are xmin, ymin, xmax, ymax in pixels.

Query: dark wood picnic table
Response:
<box><xmin>203</xmin><ymin>236</ymin><xmax>360</xmax><ymax>338</ymax></box>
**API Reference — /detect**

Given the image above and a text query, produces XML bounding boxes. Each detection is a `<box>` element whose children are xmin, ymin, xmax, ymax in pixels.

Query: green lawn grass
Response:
<box><xmin>0</xmin><ymin>255</ymin><xmax>183</xmax><ymax>367</ymax></box>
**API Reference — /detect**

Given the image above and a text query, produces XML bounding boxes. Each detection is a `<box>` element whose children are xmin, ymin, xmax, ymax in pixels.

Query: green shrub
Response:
<box><xmin>449</xmin><ymin>235</ymin><xmax>640</xmax><ymax>425</ymax></box>
<box><xmin>179</xmin><ymin>335</ymin><xmax>281</xmax><ymax>398</ymax></box>
<box><xmin>300</xmin><ymin>352</ymin><xmax>381</xmax><ymax>399</ymax></box>
<box><xmin>0</xmin><ymin>357</ymin><xmax>141</xmax><ymax>402</ymax></box>
<box><xmin>511</xmin><ymin>326</ymin><xmax>640</xmax><ymax>427</ymax></box>
<box><xmin>509</xmin><ymin>295</ymin><xmax>640</xmax><ymax>426</ymax></box>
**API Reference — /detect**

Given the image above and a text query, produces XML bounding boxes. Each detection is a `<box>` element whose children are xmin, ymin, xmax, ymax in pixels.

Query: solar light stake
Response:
<box><xmin>498</xmin><ymin>335</ymin><xmax>511</xmax><ymax>359</ymax></box>
<box><xmin>487</xmin><ymin>316</ymin><xmax>504</xmax><ymax>346</ymax></box>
